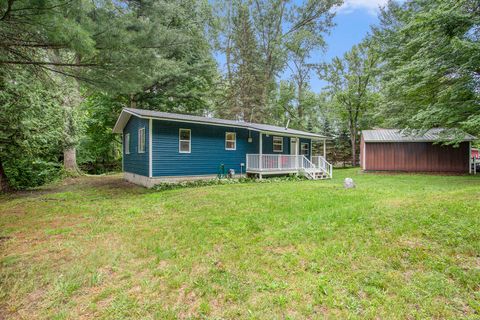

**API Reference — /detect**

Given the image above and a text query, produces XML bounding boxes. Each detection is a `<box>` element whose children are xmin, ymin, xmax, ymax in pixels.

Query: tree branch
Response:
<box><xmin>0</xmin><ymin>60</ymin><xmax>98</xmax><ymax>67</ymax></box>
<box><xmin>0</xmin><ymin>0</ymin><xmax>15</xmax><ymax>20</ymax></box>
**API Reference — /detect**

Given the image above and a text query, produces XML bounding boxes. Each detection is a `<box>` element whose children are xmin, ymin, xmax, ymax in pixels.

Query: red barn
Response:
<box><xmin>360</xmin><ymin>129</ymin><xmax>477</xmax><ymax>173</ymax></box>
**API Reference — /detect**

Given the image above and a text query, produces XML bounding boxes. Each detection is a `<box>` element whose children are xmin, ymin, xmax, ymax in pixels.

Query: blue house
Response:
<box><xmin>113</xmin><ymin>108</ymin><xmax>332</xmax><ymax>187</ymax></box>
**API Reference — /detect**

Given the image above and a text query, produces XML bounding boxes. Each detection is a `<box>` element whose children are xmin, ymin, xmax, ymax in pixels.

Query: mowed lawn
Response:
<box><xmin>1</xmin><ymin>170</ymin><xmax>479</xmax><ymax>319</ymax></box>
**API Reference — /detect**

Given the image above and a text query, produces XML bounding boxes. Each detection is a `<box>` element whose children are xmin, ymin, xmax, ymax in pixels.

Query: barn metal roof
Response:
<box><xmin>113</xmin><ymin>108</ymin><xmax>327</xmax><ymax>139</ymax></box>
<box><xmin>362</xmin><ymin>128</ymin><xmax>476</xmax><ymax>142</ymax></box>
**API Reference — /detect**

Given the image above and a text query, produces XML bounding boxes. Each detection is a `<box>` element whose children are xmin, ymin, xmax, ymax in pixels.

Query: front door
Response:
<box><xmin>290</xmin><ymin>138</ymin><xmax>298</xmax><ymax>155</ymax></box>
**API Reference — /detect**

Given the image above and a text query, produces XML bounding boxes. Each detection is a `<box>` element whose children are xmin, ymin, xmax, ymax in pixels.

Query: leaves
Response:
<box><xmin>373</xmin><ymin>0</ymin><xmax>480</xmax><ymax>139</ymax></box>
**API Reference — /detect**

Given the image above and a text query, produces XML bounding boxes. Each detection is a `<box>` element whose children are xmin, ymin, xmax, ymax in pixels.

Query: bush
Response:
<box><xmin>4</xmin><ymin>159</ymin><xmax>63</xmax><ymax>190</ymax></box>
<box><xmin>152</xmin><ymin>175</ymin><xmax>307</xmax><ymax>192</ymax></box>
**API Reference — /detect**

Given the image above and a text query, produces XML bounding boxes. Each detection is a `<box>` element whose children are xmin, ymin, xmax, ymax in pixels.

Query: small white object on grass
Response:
<box><xmin>344</xmin><ymin>178</ymin><xmax>355</xmax><ymax>189</ymax></box>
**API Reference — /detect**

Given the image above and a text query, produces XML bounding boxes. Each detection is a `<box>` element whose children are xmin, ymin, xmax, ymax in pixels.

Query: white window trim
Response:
<box><xmin>138</xmin><ymin>128</ymin><xmax>145</xmax><ymax>153</ymax></box>
<box><xmin>179</xmin><ymin>128</ymin><xmax>191</xmax><ymax>153</ymax></box>
<box><xmin>273</xmin><ymin>136</ymin><xmax>283</xmax><ymax>152</ymax></box>
<box><xmin>125</xmin><ymin>133</ymin><xmax>130</xmax><ymax>155</ymax></box>
<box><xmin>225</xmin><ymin>132</ymin><xmax>236</xmax><ymax>150</ymax></box>
<box><xmin>301</xmin><ymin>142</ymin><xmax>309</xmax><ymax>156</ymax></box>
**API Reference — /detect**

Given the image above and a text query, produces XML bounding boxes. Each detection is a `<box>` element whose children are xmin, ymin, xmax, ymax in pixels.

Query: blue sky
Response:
<box><xmin>215</xmin><ymin>0</ymin><xmax>388</xmax><ymax>93</ymax></box>
<box><xmin>306</xmin><ymin>0</ymin><xmax>386</xmax><ymax>91</ymax></box>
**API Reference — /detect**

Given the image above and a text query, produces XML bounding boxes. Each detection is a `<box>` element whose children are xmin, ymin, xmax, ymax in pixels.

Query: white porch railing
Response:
<box><xmin>311</xmin><ymin>156</ymin><xmax>333</xmax><ymax>179</ymax></box>
<box><xmin>246</xmin><ymin>154</ymin><xmax>301</xmax><ymax>171</ymax></box>
<box><xmin>246</xmin><ymin>154</ymin><xmax>332</xmax><ymax>179</ymax></box>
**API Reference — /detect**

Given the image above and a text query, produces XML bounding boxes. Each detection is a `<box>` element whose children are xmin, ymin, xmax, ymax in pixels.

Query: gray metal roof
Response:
<box><xmin>113</xmin><ymin>108</ymin><xmax>327</xmax><ymax>139</ymax></box>
<box><xmin>362</xmin><ymin>128</ymin><xmax>476</xmax><ymax>142</ymax></box>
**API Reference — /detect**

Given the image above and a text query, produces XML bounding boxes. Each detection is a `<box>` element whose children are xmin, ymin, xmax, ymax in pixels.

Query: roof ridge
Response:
<box><xmin>126</xmin><ymin>107</ymin><xmax>269</xmax><ymax>127</ymax></box>
<box><xmin>116</xmin><ymin>108</ymin><xmax>327</xmax><ymax>139</ymax></box>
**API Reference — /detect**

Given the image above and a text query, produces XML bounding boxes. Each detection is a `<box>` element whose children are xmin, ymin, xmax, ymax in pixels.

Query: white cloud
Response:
<box><xmin>337</xmin><ymin>0</ymin><xmax>389</xmax><ymax>16</ymax></box>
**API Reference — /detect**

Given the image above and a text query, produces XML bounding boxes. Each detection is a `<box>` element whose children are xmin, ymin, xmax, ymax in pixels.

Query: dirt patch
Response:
<box><xmin>175</xmin><ymin>284</ymin><xmax>201</xmax><ymax>319</ymax></box>
<box><xmin>0</xmin><ymin>236</ymin><xmax>11</xmax><ymax>243</ymax></box>
<box><xmin>4</xmin><ymin>174</ymin><xmax>147</xmax><ymax>200</ymax></box>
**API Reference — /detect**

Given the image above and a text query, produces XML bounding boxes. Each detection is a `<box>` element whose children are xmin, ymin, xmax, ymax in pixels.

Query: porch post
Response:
<box><xmin>323</xmin><ymin>139</ymin><xmax>326</xmax><ymax>159</ymax></box>
<box><xmin>259</xmin><ymin>132</ymin><xmax>263</xmax><ymax>178</ymax></box>
<box><xmin>469</xmin><ymin>141</ymin><xmax>472</xmax><ymax>174</ymax></box>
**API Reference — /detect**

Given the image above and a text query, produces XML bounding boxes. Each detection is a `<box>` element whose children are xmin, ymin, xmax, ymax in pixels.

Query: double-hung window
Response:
<box><xmin>301</xmin><ymin>143</ymin><xmax>309</xmax><ymax>156</ymax></box>
<box><xmin>273</xmin><ymin>136</ymin><xmax>283</xmax><ymax>152</ymax></box>
<box><xmin>179</xmin><ymin>129</ymin><xmax>191</xmax><ymax>153</ymax></box>
<box><xmin>138</xmin><ymin>128</ymin><xmax>145</xmax><ymax>153</ymax></box>
<box><xmin>125</xmin><ymin>133</ymin><xmax>130</xmax><ymax>155</ymax></box>
<box><xmin>225</xmin><ymin>132</ymin><xmax>236</xmax><ymax>150</ymax></box>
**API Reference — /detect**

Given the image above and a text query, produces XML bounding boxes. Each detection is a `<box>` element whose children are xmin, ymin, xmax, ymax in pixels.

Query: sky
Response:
<box><xmin>214</xmin><ymin>0</ymin><xmax>388</xmax><ymax>93</ymax></box>
<box><xmin>307</xmin><ymin>0</ymin><xmax>387</xmax><ymax>91</ymax></box>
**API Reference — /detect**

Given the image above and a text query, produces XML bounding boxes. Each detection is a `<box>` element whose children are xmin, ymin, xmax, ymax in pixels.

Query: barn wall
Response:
<box><xmin>363</xmin><ymin>141</ymin><xmax>469</xmax><ymax>172</ymax></box>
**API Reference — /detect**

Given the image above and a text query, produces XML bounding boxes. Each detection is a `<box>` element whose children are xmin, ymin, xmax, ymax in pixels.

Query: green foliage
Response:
<box><xmin>319</xmin><ymin>41</ymin><xmax>379</xmax><ymax>165</ymax></box>
<box><xmin>0</xmin><ymin>69</ymin><xmax>64</xmax><ymax>189</ymax></box>
<box><xmin>77</xmin><ymin>93</ymin><xmax>125</xmax><ymax>174</ymax></box>
<box><xmin>129</xmin><ymin>0</ymin><xmax>217</xmax><ymax>113</ymax></box>
<box><xmin>212</xmin><ymin>0</ymin><xmax>340</xmax><ymax>123</ymax></box>
<box><xmin>0</xmin><ymin>0</ymin><xmax>218</xmax><ymax>188</ymax></box>
<box><xmin>152</xmin><ymin>175</ymin><xmax>307</xmax><ymax>191</ymax></box>
<box><xmin>372</xmin><ymin>0</ymin><xmax>480</xmax><ymax>138</ymax></box>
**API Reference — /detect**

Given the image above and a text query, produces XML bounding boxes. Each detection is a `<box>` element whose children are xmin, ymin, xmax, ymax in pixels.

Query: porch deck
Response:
<box><xmin>246</xmin><ymin>154</ymin><xmax>332</xmax><ymax>180</ymax></box>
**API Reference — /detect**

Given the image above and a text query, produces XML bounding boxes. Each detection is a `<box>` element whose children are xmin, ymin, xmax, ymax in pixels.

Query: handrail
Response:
<box><xmin>245</xmin><ymin>154</ymin><xmax>332</xmax><ymax>179</ymax></box>
<box><xmin>311</xmin><ymin>155</ymin><xmax>333</xmax><ymax>178</ymax></box>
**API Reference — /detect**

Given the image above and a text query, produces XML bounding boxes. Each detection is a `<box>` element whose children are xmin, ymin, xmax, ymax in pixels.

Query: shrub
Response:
<box><xmin>4</xmin><ymin>159</ymin><xmax>63</xmax><ymax>190</ymax></box>
<box><xmin>152</xmin><ymin>175</ymin><xmax>306</xmax><ymax>192</ymax></box>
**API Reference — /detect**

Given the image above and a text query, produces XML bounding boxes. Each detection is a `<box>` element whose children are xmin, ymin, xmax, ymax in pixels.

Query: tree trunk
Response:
<box><xmin>130</xmin><ymin>94</ymin><xmax>137</xmax><ymax>108</ymax></box>
<box><xmin>55</xmin><ymin>51</ymin><xmax>83</xmax><ymax>176</ymax></box>
<box><xmin>0</xmin><ymin>159</ymin><xmax>10</xmax><ymax>192</ymax></box>
<box><xmin>351</xmin><ymin>131</ymin><xmax>357</xmax><ymax>167</ymax></box>
<box><xmin>297</xmin><ymin>80</ymin><xmax>304</xmax><ymax>120</ymax></box>
<box><xmin>63</xmin><ymin>147</ymin><xmax>80</xmax><ymax>174</ymax></box>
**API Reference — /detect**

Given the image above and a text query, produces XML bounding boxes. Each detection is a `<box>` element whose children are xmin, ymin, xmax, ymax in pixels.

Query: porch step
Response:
<box><xmin>315</xmin><ymin>172</ymin><xmax>329</xmax><ymax>179</ymax></box>
<box><xmin>303</xmin><ymin>170</ymin><xmax>329</xmax><ymax>180</ymax></box>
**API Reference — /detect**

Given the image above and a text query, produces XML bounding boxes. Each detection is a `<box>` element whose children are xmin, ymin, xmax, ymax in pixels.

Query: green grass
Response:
<box><xmin>1</xmin><ymin>169</ymin><xmax>479</xmax><ymax>319</ymax></box>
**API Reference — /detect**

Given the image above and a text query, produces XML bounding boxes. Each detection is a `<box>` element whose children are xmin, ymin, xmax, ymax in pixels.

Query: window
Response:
<box><xmin>138</xmin><ymin>128</ymin><xmax>145</xmax><ymax>153</ymax></box>
<box><xmin>301</xmin><ymin>142</ymin><xmax>309</xmax><ymax>156</ymax></box>
<box><xmin>225</xmin><ymin>132</ymin><xmax>236</xmax><ymax>150</ymax></box>
<box><xmin>273</xmin><ymin>136</ymin><xmax>283</xmax><ymax>152</ymax></box>
<box><xmin>179</xmin><ymin>128</ymin><xmax>191</xmax><ymax>153</ymax></box>
<box><xmin>125</xmin><ymin>133</ymin><xmax>130</xmax><ymax>155</ymax></box>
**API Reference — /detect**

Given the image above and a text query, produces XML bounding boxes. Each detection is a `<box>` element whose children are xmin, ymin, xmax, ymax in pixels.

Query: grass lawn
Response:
<box><xmin>1</xmin><ymin>169</ymin><xmax>479</xmax><ymax>319</ymax></box>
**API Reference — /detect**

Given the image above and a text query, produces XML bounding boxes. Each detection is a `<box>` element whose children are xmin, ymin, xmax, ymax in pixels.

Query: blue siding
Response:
<box><xmin>152</xmin><ymin>120</ymin><xmax>258</xmax><ymax>176</ymax></box>
<box><xmin>123</xmin><ymin>116</ymin><xmax>149</xmax><ymax>176</ymax></box>
<box><xmin>262</xmin><ymin>135</ymin><xmax>290</xmax><ymax>154</ymax></box>
<box><xmin>262</xmin><ymin>136</ymin><xmax>312</xmax><ymax>158</ymax></box>
<box><xmin>122</xmin><ymin>116</ymin><xmax>313</xmax><ymax>177</ymax></box>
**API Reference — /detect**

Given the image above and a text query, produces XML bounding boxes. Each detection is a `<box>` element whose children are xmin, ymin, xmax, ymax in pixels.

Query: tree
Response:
<box><xmin>215</xmin><ymin>3</ymin><xmax>265</xmax><ymax>121</ymax></box>
<box><xmin>285</xmin><ymin>27</ymin><xmax>322</xmax><ymax>126</ymax></box>
<box><xmin>372</xmin><ymin>0</ymin><xmax>480</xmax><ymax>138</ymax></box>
<box><xmin>212</xmin><ymin>0</ymin><xmax>340</xmax><ymax>122</ymax></box>
<box><xmin>319</xmin><ymin>42</ymin><xmax>378</xmax><ymax>166</ymax></box>
<box><xmin>0</xmin><ymin>68</ymin><xmax>64</xmax><ymax>190</ymax></box>
<box><xmin>0</xmin><ymin>0</ymin><xmax>217</xmax><ymax>189</ymax></box>
<box><xmin>77</xmin><ymin>93</ymin><xmax>127</xmax><ymax>174</ymax></box>
<box><xmin>251</xmin><ymin>0</ymin><xmax>339</xmax><ymax>106</ymax></box>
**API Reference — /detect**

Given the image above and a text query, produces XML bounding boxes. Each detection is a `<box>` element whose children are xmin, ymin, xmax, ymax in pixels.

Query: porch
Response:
<box><xmin>246</xmin><ymin>154</ymin><xmax>332</xmax><ymax>180</ymax></box>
